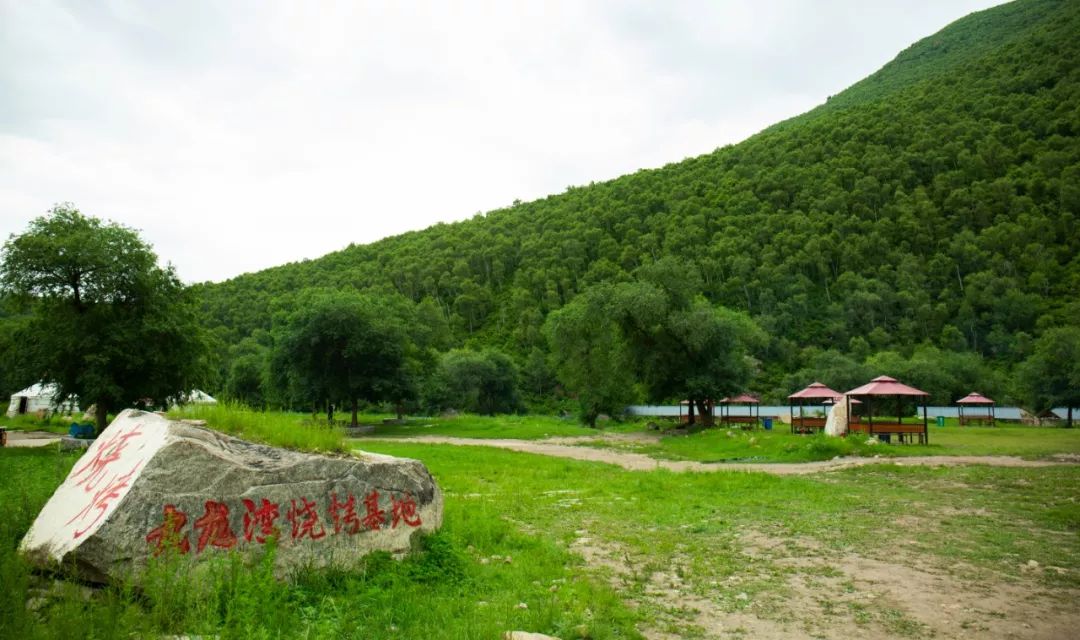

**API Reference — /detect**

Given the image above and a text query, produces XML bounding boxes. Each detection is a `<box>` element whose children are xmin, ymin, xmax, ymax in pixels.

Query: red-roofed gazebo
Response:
<box><xmin>844</xmin><ymin>376</ymin><xmax>930</xmax><ymax>444</ymax></box>
<box><xmin>787</xmin><ymin>382</ymin><xmax>843</xmax><ymax>434</ymax></box>
<box><xmin>719</xmin><ymin>394</ymin><xmax>760</xmax><ymax>430</ymax></box>
<box><xmin>956</xmin><ymin>392</ymin><xmax>995</xmax><ymax>426</ymax></box>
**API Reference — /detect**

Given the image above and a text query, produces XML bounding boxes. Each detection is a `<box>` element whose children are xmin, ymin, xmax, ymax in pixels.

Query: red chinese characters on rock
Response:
<box><xmin>194</xmin><ymin>500</ymin><xmax>238</xmax><ymax>552</ymax></box>
<box><xmin>242</xmin><ymin>498</ymin><xmax>280</xmax><ymax>543</ymax></box>
<box><xmin>391</xmin><ymin>493</ymin><xmax>423</xmax><ymax>528</ymax></box>
<box><xmin>69</xmin><ymin>426</ymin><xmax>144</xmax><ymax>493</ymax></box>
<box><xmin>66</xmin><ymin>423</ymin><xmax>146</xmax><ymax>539</ymax></box>
<box><xmin>362</xmin><ymin>489</ymin><xmax>386</xmax><ymax>531</ymax></box>
<box><xmin>145</xmin><ymin>491</ymin><xmax>422</xmax><ymax>555</ymax></box>
<box><xmin>67</xmin><ymin>463</ymin><xmax>142</xmax><ymax>539</ymax></box>
<box><xmin>145</xmin><ymin>504</ymin><xmax>191</xmax><ymax>556</ymax></box>
<box><xmin>329</xmin><ymin>492</ymin><xmax>361</xmax><ymax>535</ymax></box>
<box><xmin>286</xmin><ymin>497</ymin><xmax>326</xmax><ymax>540</ymax></box>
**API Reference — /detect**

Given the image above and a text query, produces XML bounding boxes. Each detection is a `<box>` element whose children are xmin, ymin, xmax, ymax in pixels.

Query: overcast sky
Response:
<box><xmin>1</xmin><ymin>0</ymin><xmax>1004</xmax><ymax>283</ymax></box>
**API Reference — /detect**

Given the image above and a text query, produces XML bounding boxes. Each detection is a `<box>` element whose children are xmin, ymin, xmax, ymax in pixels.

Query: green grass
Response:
<box><xmin>355</xmin><ymin>441</ymin><xmax>1080</xmax><ymax>635</ymax></box>
<box><xmin>0</xmin><ymin>445</ymin><xmax>641</xmax><ymax>640</ymax></box>
<box><xmin>4</xmin><ymin>418</ymin><xmax>1079</xmax><ymax>639</ymax></box>
<box><xmin>367</xmin><ymin>413</ymin><xmax>614</xmax><ymax>440</ymax></box>
<box><xmin>167</xmin><ymin>403</ymin><xmax>348</xmax><ymax>453</ymax></box>
<box><xmin>355</xmin><ymin>441</ymin><xmax>1080</xmax><ymax>582</ymax></box>
<box><xmin>583</xmin><ymin>424</ymin><xmax>1080</xmax><ymax>463</ymax></box>
<box><xmin>164</xmin><ymin>408</ymin><xmax>618</xmax><ymax>451</ymax></box>
<box><xmin>0</xmin><ymin>410</ymin><xmax>86</xmax><ymax>435</ymax></box>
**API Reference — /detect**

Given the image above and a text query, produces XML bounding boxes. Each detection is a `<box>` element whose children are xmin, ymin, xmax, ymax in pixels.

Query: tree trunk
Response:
<box><xmin>687</xmin><ymin>400</ymin><xmax>695</xmax><ymax>426</ymax></box>
<box><xmin>351</xmin><ymin>398</ymin><xmax>359</xmax><ymax>428</ymax></box>
<box><xmin>94</xmin><ymin>400</ymin><xmax>108</xmax><ymax>436</ymax></box>
<box><xmin>1069</xmin><ymin>406</ymin><xmax>1074</xmax><ymax>429</ymax></box>
<box><xmin>396</xmin><ymin>403</ymin><xmax>404</xmax><ymax>420</ymax></box>
<box><xmin>697</xmin><ymin>398</ymin><xmax>714</xmax><ymax>427</ymax></box>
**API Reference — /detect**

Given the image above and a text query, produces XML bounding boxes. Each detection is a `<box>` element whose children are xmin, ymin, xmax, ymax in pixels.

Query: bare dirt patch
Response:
<box><xmin>571</xmin><ymin>527</ymin><xmax>1079</xmax><ymax>639</ymax></box>
<box><xmin>360</xmin><ymin>435</ymin><xmax>1080</xmax><ymax>475</ymax></box>
<box><xmin>2</xmin><ymin>430</ymin><xmax>62</xmax><ymax>448</ymax></box>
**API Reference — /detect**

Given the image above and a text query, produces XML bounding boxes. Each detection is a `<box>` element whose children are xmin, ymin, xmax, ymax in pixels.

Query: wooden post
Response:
<box><xmin>923</xmin><ymin>401</ymin><xmax>928</xmax><ymax>444</ymax></box>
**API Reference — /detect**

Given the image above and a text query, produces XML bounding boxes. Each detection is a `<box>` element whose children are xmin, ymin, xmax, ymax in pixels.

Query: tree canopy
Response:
<box><xmin>5</xmin><ymin>1</ymin><xmax>1077</xmax><ymax>418</ymax></box>
<box><xmin>1018</xmin><ymin>327</ymin><xmax>1080</xmax><ymax>427</ymax></box>
<box><xmin>544</xmin><ymin>260</ymin><xmax>764</xmax><ymax>425</ymax></box>
<box><xmin>0</xmin><ymin>206</ymin><xmax>210</xmax><ymax>433</ymax></box>
<box><xmin>272</xmin><ymin>292</ymin><xmax>411</xmax><ymax>426</ymax></box>
<box><xmin>186</xmin><ymin>0</ymin><xmax>1079</xmax><ymax>410</ymax></box>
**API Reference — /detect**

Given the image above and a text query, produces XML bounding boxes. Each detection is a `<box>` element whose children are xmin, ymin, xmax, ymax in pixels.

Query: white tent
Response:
<box><xmin>178</xmin><ymin>389</ymin><xmax>217</xmax><ymax>406</ymax></box>
<box><xmin>6</xmin><ymin>383</ymin><xmax>80</xmax><ymax>417</ymax></box>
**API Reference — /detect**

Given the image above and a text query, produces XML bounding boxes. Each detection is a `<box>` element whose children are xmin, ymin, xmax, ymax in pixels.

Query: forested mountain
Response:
<box><xmin>196</xmin><ymin>0</ymin><xmax>1079</xmax><ymax>406</ymax></box>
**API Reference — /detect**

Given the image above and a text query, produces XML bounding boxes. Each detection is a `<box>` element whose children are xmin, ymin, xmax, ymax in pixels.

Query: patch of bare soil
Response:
<box><xmin>571</xmin><ymin>528</ymin><xmax>1079</xmax><ymax>639</ymax></box>
<box><xmin>361</xmin><ymin>435</ymin><xmax>1080</xmax><ymax>475</ymax></box>
<box><xmin>2</xmin><ymin>430</ymin><xmax>62</xmax><ymax>448</ymax></box>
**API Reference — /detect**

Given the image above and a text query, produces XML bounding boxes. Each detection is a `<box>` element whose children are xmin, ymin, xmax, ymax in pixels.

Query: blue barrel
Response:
<box><xmin>763</xmin><ymin>417</ymin><xmax>773</xmax><ymax>430</ymax></box>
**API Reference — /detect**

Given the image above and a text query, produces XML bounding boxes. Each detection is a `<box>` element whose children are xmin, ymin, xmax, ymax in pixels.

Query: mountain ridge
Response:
<box><xmin>196</xmin><ymin>0</ymin><xmax>1080</xmax><ymax>402</ymax></box>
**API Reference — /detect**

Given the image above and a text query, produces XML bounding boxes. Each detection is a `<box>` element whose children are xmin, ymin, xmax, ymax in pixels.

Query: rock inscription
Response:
<box><xmin>20</xmin><ymin>409</ymin><xmax>442</xmax><ymax>583</ymax></box>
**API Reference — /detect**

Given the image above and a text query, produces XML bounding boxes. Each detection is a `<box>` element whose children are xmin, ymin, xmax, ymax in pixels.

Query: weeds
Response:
<box><xmin>0</xmin><ymin>445</ymin><xmax>642</xmax><ymax>639</ymax></box>
<box><xmin>168</xmin><ymin>403</ymin><xmax>347</xmax><ymax>453</ymax></box>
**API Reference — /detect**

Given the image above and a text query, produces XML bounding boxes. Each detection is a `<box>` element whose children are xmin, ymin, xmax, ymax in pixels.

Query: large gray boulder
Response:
<box><xmin>20</xmin><ymin>409</ymin><xmax>442</xmax><ymax>583</ymax></box>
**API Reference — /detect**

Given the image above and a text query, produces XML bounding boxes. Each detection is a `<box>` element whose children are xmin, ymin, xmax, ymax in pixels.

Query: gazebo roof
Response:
<box><xmin>788</xmin><ymin>382</ymin><xmax>843</xmax><ymax>400</ymax></box>
<box><xmin>720</xmin><ymin>393</ymin><xmax>760</xmax><ymax>404</ymax></box>
<box><xmin>956</xmin><ymin>392</ymin><xmax>995</xmax><ymax>405</ymax></box>
<box><xmin>845</xmin><ymin>375</ymin><xmax>929</xmax><ymax>397</ymax></box>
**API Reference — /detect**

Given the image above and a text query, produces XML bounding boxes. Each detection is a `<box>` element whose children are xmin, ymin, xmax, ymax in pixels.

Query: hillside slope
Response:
<box><xmin>197</xmin><ymin>0</ymin><xmax>1080</xmax><ymax>398</ymax></box>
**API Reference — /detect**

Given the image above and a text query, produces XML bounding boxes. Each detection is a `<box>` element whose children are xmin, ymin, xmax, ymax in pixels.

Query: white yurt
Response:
<box><xmin>6</xmin><ymin>383</ymin><xmax>80</xmax><ymax>417</ymax></box>
<box><xmin>178</xmin><ymin>389</ymin><xmax>218</xmax><ymax>406</ymax></box>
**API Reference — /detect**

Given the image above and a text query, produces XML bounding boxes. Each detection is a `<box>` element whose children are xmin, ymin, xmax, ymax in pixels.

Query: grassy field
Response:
<box><xmin>168</xmin><ymin>403</ymin><xmax>349</xmax><ymax>453</ymax></box>
<box><xmin>0</xmin><ymin>409</ymin><xmax>86</xmax><ymax>434</ymax></box>
<box><xmin>3</xmin><ymin>410</ymin><xmax>1078</xmax><ymax>638</ymax></box>
<box><xmin>367</xmin><ymin>413</ymin><xmax>617</xmax><ymax>440</ymax></box>
<box><xmin>575</xmin><ymin>423</ymin><xmax>1080</xmax><ymax>463</ymax></box>
<box><xmin>355</xmin><ymin>441</ymin><xmax>1080</xmax><ymax>637</ymax></box>
<box><xmin>0</xmin><ymin>445</ymin><xmax>640</xmax><ymax>640</ymax></box>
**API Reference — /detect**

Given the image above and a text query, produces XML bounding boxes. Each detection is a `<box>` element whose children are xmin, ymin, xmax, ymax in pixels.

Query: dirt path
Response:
<box><xmin>2</xmin><ymin>430</ymin><xmax>62</xmax><ymax>448</ymax></box>
<box><xmin>357</xmin><ymin>434</ymin><xmax>1079</xmax><ymax>474</ymax></box>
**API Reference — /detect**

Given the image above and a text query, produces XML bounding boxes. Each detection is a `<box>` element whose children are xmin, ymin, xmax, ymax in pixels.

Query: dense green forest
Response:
<box><xmin>5</xmin><ymin>0</ymin><xmax>1079</xmax><ymax>417</ymax></box>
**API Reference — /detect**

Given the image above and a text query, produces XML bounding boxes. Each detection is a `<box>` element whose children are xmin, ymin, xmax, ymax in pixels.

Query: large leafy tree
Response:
<box><xmin>1018</xmin><ymin>326</ymin><xmax>1080</xmax><ymax>427</ymax></box>
<box><xmin>615</xmin><ymin>259</ymin><xmax>764</xmax><ymax>426</ymax></box>
<box><xmin>425</xmin><ymin>348</ymin><xmax>522</xmax><ymax>415</ymax></box>
<box><xmin>544</xmin><ymin>284</ymin><xmax>638</xmax><ymax>426</ymax></box>
<box><xmin>273</xmin><ymin>293</ymin><xmax>410</xmax><ymax>426</ymax></box>
<box><xmin>0</xmin><ymin>206</ymin><xmax>211</xmax><ymax>434</ymax></box>
<box><xmin>546</xmin><ymin>259</ymin><xmax>764</xmax><ymax>426</ymax></box>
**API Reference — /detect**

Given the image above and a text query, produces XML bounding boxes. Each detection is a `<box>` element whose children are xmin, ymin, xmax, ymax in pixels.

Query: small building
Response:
<box><xmin>6</xmin><ymin>383</ymin><xmax>80</xmax><ymax>418</ymax></box>
<box><xmin>788</xmin><ymin>382</ymin><xmax>843</xmax><ymax>434</ymax></box>
<box><xmin>183</xmin><ymin>389</ymin><xmax>218</xmax><ymax>405</ymax></box>
<box><xmin>843</xmin><ymin>375</ymin><xmax>929</xmax><ymax>444</ymax></box>
<box><xmin>169</xmin><ymin>389</ymin><xmax>218</xmax><ymax>408</ymax></box>
<box><xmin>956</xmin><ymin>392</ymin><xmax>995</xmax><ymax>426</ymax></box>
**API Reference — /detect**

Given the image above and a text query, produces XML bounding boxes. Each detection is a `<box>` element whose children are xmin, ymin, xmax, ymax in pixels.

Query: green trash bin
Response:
<box><xmin>936</xmin><ymin>416</ymin><xmax>945</xmax><ymax>427</ymax></box>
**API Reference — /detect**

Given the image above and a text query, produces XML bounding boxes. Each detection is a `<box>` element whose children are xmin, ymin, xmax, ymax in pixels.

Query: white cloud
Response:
<box><xmin>0</xmin><ymin>0</ymin><xmax>1004</xmax><ymax>282</ymax></box>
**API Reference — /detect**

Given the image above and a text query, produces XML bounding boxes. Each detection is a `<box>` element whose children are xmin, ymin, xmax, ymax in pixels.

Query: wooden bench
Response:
<box><xmin>791</xmin><ymin>417</ymin><xmax>826</xmax><ymax>434</ymax></box>
<box><xmin>721</xmin><ymin>415</ymin><xmax>759</xmax><ymax>430</ymax></box>
<box><xmin>958</xmin><ymin>416</ymin><xmax>995</xmax><ymax>426</ymax></box>
<box><xmin>849</xmin><ymin>421</ymin><xmax>927</xmax><ymax>444</ymax></box>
